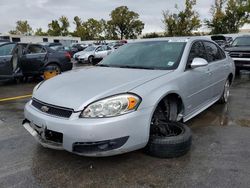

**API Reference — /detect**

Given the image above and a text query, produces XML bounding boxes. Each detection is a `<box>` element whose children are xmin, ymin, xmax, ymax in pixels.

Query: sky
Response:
<box><xmin>0</xmin><ymin>0</ymin><xmax>214</xmax><ymax>34</ymax></box>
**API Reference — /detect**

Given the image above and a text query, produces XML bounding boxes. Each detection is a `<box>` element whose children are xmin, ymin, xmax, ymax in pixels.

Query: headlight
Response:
<box><xmin>32</xmin><ymin>81</ymin><xmax>44</xmax><ymax>94</ymax></box>
<box><xmin>80</xmin><ymin>94</ymin><xmax>141</xmax><ymax>118</ymax></box>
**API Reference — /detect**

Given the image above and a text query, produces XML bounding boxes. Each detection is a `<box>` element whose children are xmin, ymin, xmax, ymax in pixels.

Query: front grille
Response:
<box><xmin>229</xmin><ymin>51</ymin><xmax>250</xmax><ymax>58</ymax></box>
<box><xmin>31</xmin><ymin>99</ymin><xmax>73</xmax><ymax>118</ymax></box>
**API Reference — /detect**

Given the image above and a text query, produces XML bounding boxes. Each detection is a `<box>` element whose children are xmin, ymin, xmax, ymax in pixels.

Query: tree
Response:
<box><xmin>205</xmin><ymin>0</ymin><xmax>226</xmax><ymax>34</ymax></box>
<box><xmin>107</xmin><ymin>6</ymin><xmax>144</xmax><ymax>39</ymax></box>
<box><xmin>47</xmin><ymin>20</ymin><xmax>61</xmax><ymax>36</ymax></box>
<box><xmin>35</xmin><ymin>28</ymin><xmax>47</xmax><ymax>36</ymax></box>
<box><xmin>9</xmin><ymin>20</ymin><xmax>32</xmax><ymax>35</ymax></box>
<box><xmin>162</xmin><ymin>0</ymin><xmax>201</xmax><ymax>36</ymax></box>
<box><xmin>206</xmin><ymin>0</ymin><xmax>250</xmax><ymax>34</ymax></box>
<box><xmin>72</xmin><ymin>17</ymin><xmax>105</xmax><ymax>40</ymax></box>
<box><xmin>142</xmin><ymin>32</ymin><xmax>162</xmax><ymax>39</ymax></box>
<box><xmin>47</xmin><ymin>16</ymin><xmax>70</xmax><ymax>36</ymax></box>
<box><xmin>59</xmin><ymin>16</ymin><xmax>70</xmax><ymax>36</ymax></box>
<box><xmin>82</xmin><ymin>18</ymin><xmax>104</xmax><ymax>40</ymax></box>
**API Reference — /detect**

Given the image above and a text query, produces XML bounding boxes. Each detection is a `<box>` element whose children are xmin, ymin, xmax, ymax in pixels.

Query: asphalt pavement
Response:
<box><xmin>0</xmin><ymin>68</ymin><xmax>250</xmax><ymax>188</ymax></box>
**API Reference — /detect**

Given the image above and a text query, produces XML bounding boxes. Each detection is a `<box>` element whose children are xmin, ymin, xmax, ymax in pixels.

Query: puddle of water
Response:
<box><xmin>236</xmin><ymin>119</ymin><xmax>250</xmax><ymax>127</ymax></box>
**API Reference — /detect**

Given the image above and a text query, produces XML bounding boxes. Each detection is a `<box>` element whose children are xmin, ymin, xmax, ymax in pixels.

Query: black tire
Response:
<box><xmin>88</xmin><ymin>56</ymin><xmax>94</xmax><ymax>64</ymax></box>
<box><xmin>146</xmin><ymin>122</ymin><xmax>192</xmax><ymax>158</ymax></box>
<box><xmin>219</xmin><ymin>79</ymin><xmax>230</xmax><ymax>104</ymax></box>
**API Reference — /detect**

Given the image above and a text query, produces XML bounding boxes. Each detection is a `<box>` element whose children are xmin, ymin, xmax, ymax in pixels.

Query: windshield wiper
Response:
<box><xmin>115</xmin><ymin>65</ymin><xmax>156</xmax><ymax>70</ymax></box>
<box><xmin>95</xmin><ymin>64</ymin><xmax>111</xmax><ymax>67</ymax></box>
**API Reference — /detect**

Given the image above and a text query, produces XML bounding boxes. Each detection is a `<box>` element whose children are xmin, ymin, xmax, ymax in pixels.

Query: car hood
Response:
<box><xmin>225</xmin><ymin>46</ymin><xmax>250</xmax><ymax>52</ymax></box>
<box><xmin>74</xmin><ymin>51</ymin><xmax>93</xmax><ymax>57</ymax></box>
<box><xmin>33</xmin><ymin>67</ymin><xmax>172</xmax><ymax>110</ymax></box>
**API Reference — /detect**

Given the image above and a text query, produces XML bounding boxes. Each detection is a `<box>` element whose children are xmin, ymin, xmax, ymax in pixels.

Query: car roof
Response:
<box><xmin>0</xmin><ymin>42</ymin><xmax>15</xmax><ymax>46</ymax></box>
<box><xmin>130</xmin><ymin>36</ymin><xmax>211</xmax><ymax>44</ymax></box>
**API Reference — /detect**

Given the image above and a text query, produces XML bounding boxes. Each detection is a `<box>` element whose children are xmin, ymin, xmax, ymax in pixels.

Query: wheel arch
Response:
<box><xmin>45</xmin><ymin>62</ymin><xmax>61</xmax><ymax>69</ymax></box>
<box><xmin>146</xmin><ymin>91</ymin><xmax>185</xmax><ymax>140</ymax></box>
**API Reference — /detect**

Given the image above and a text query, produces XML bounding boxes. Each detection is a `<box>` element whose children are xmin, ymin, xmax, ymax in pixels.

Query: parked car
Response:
<box><xmin>71</xmin><ymin>43</ymin><xmax>88</xmax><ymax>52</ymax></box>
<box><xmin>39</xmin><ymin>42</ymin><xmax>63</xmax><ymax>48</ymax></box>
<box><xmin>225</xmin><ymin>35</ymin><xmax>250</xmax><ymax>74</ymax></box>
<box><xmin>211</xmin><ymin>35</ymin><xmax>233</xmax><ymax>49</ymax></box>
<box><xmin>73</xmin><ymin>45</ymin><xmax>113</xmax><ymax>64</ymax></box>
<box><xmin>23</xmin><ymin>37</ymin><xmax>235</xmax><ymax>157</ymax></box>
<box><xmin>0</xmin><ymin>42</ymin><xmax>73</xmax><ymax>81</ymax></box>
<box><xmin>108</xmin><ymin>40</ymin><xmax>127</xmax><ymax>49</ymax></box>
<box><xmin>50</xmin><ymin>45</ymin><xmax>77</xmax><ymax>57</ymax></box>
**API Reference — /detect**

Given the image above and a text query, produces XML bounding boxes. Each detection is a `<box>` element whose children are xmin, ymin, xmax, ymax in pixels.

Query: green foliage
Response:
<box><xmin>107</xmin><ymin>6</ymin><xmax>145</xmax><ymax>39</ymax></box>
<box><xmin>34</xmin><ymin>28</ymin><xmax>47</xmax><ymax>36</ymax></box>
<box><xmin>59</xmin><ymin>16</ymin><xmax>70</xmax><ymax>36</ymax></box>
<box><xmin>206</xmin><ymin>0</ymin><xmax>250</xmax><ymax>34</ymax></box>
<box><xmin>163</xmin><ymin>0</ymin><xmax>201</xmax><ymax>36</ymax></box>
<box><xmin>47</xmin><ymin>20</ymin><xmax>61</xmax><ymax>36</ymax></box>
<box><xmin>72</xmin><ymin>17</ymin><xmax>105</xmax><ymax>40</ymax></box>
<box><xmin>142</xmin><ymin>32</ymin><xmax>162</xmax><ymax>39</ymax></box>
<box><xmin>9</xmin><ymin>20</ymin><xmax>32</xmax><ymax>35</ymax></box>
<box><xmin>47</xmin><ymin>16</ymin><xmax>70</xmax><ymax>36</ymax></box>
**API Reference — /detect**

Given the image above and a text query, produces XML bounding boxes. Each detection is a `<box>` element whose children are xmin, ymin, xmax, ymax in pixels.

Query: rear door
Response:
<box><xmin>0</xmin><ymin>43</ymin><xmax>16</xmax><ymax>76</ymax></box>
<box><xmin>203</xmin><ymin>41</ymin><xmax>227</xmax><ymax>98</ymax></box>
<box><xmin>21</xmin><ymin>44</ymin><xmax>47</xmax><ymax>74</ymax></box>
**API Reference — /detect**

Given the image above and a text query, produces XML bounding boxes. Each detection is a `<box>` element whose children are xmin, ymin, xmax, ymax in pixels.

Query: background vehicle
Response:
<box><xmin>108</xmin><ymin>40</ymin><xmax>127</xmax><ymax>49</ymax></box>
<box><xmin>73</xmin><ymin>45</ymin><xmax>113</xmax><ymax>64</ymax></box>
<box><xmin>0</xmin><ymin>42</ymin><xmax>73</xmax><ymax>81</ymax></box>
<box><xmin>225</xmin><ymin>35</ymin><xmax>250</xmax><ymax>74</ymax></box>
<box><xmin>211</xmin><ymin>35</ymin><xmax>232</xmax><ymax>49</ymax></box>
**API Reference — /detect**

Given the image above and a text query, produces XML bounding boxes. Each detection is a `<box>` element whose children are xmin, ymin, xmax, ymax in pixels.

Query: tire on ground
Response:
<box><xmin>146</xmin><ymin>122</ymin><xmax>192</xmax><ymax>158</ymax></box>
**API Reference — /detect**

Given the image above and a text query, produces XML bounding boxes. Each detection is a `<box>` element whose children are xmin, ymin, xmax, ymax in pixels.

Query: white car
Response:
<box><xmin>23</xmin><ymin>37</ymin><xmax>235</xmax><ymax>157</ymax></box>
<box><xmin>73</xmin><ymin>45</ymin><xmax>113</xmax><ymax>64</ymax></box>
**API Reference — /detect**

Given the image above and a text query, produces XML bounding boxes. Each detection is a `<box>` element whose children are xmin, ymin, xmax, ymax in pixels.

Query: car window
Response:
<box><xmin>96</xmin><ymin>46</ymin><xmax>104</xmax><ymax>52</ymax></box>
<box><xmin>203</xmin><ymin>41</ymin><xmax>222</xmax><ymax>62</ymax></box>
<box><xmin>0</xmin><ymin>43</ymin><xmax>15</xmax><ymax>56</ymax></box>
<box><xmin>102</xmin><ymin>46</ymin><xmax>108</xmax><ymax>51</ymax></box>
<box><xmin>232</xmin><ymin>37</ymin><xmax>250</xmax><ymax>46</ymax></box>
<box><xmin>187</xmin><ymin>41</ymin><xmax>207</xmax><ymax>66</ymax></box>
<box><xmin>27</xmin><ymin>45</ymin><xmax>46</xmax><ymax>54</ymax></box>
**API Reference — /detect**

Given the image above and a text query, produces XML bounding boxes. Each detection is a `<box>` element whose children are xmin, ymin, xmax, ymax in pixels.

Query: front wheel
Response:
<box><xmin>219</xmin><ymin>79</ymin><xmax>230</xmax><ymax>104</ymax></box>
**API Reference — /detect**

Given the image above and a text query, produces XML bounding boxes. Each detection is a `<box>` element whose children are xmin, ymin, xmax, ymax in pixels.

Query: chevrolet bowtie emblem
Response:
<box><xmin>41</xmin><ymin>106</ymin><xmax>49</xmax><ymax>112</ymax></box>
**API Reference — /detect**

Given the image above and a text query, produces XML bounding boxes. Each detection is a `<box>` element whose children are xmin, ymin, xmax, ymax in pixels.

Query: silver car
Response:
<box><xmin>73</xmin><ymin>45</ymin><xmax>113</xmax><ymax>64</ymax></box>
<box><xmin>23</xmin><ymin>37</ymin><xmax>235</xmax><ymax>156</ymax></box>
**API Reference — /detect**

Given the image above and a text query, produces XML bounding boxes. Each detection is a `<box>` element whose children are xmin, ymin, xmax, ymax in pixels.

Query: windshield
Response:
<box><xmin>99</xmin><ymin>41</ymin><xmax>186</xmax><ymax>70</ymax></box>
<box><xmin>232</xmin><ymin>37</ymin><xmax>250</xmax><ymax>46</ymax></box>
<box><xmin>84</xmin><ymin>46</ymin><xmax>96</xmax><ymax>52</ymax></box>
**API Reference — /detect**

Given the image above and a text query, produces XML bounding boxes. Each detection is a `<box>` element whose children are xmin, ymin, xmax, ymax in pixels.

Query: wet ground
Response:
<box><xmin>0</xmin><ymin>67</ymin><xmax>250</xmax><ymax>188</ymax></box>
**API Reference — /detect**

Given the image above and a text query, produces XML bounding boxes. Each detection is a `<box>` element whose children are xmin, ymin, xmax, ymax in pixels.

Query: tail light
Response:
<box><xmin>65</xmin><ymin>52</ymin><xmax>71</xmax><ymax>60</ymax></box>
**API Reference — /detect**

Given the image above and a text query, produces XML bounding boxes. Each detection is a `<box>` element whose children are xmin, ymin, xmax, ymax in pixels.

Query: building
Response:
<box><xmin>0</xmin><ymin>34</ymin><xmax>81</xmax><ymax>46</ymax></box>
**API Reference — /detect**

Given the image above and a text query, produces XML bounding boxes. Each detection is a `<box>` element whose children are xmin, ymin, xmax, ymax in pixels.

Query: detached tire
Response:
<box><xmin>146</xmin><ymin>122</ymin><xmax>192</xmax><ymax>158</ymax></box>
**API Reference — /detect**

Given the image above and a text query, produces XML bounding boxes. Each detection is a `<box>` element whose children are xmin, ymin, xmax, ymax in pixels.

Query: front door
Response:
<box><xmin>21</xmin><ymin>44</ymin><xmax>47</xmax><ymax>75</ymax></box>
<box><xmin>181</xmin><ymin>41</ymin><xmax>213</xmax><ymax>115</ymax></box>
<box><xmin>0</xmin><ymin>43</ymin><xmax>16</xmax><ymax>77</ymax></box>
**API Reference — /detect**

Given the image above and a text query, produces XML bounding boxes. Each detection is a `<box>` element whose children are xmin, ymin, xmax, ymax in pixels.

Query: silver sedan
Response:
<box><xmin>23</xmin><ymin>37</ymin><xmax>235</xmax><ymax>156</ymax></box>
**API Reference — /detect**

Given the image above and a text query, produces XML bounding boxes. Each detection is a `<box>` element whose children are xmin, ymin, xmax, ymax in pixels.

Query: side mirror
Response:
<box><xmin>190</xmin><ymin>58</ymin><xmax>208</xmax><ymax>69</ymax></box>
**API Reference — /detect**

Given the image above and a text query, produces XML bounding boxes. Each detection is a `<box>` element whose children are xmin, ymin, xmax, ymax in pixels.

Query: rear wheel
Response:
<box><xmin>219</xmin><ymin>79</ymin><xmax>230</xmax><ymax>104</ymax></box>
